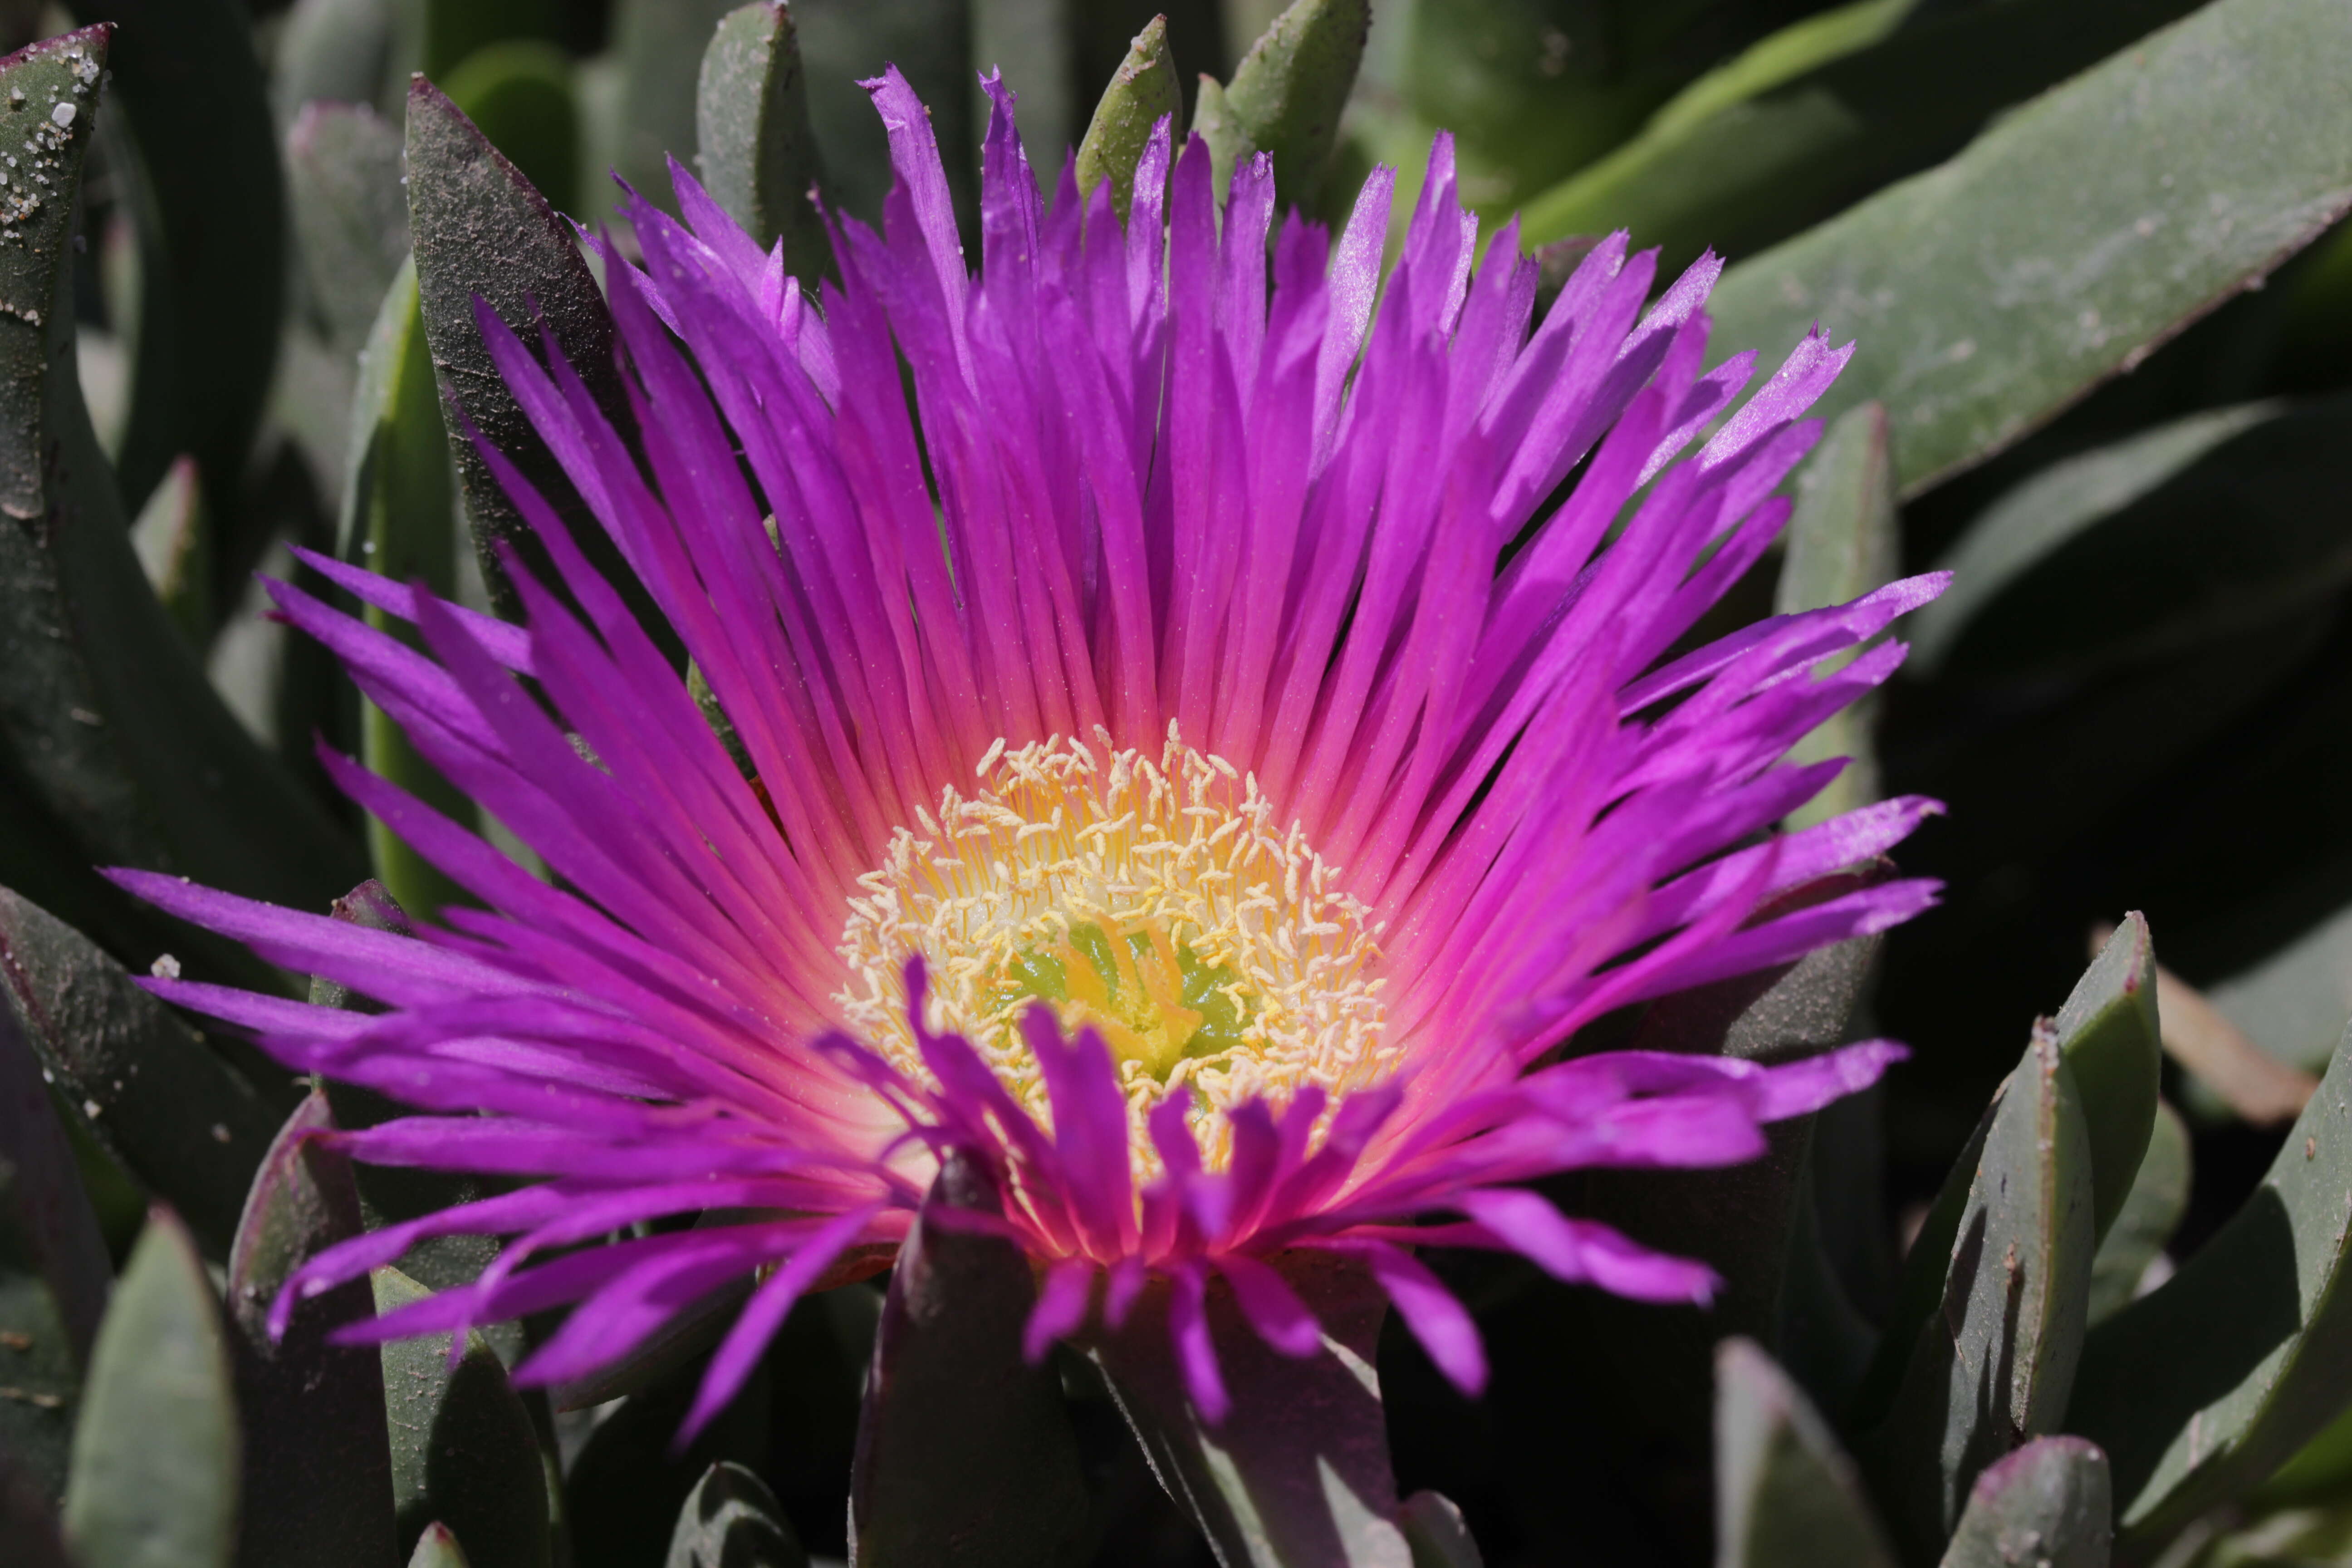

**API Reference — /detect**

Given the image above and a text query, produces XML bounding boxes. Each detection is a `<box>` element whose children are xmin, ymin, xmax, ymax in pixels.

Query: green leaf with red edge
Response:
<box><xmin>1937</xmin><ymin>1437</ymin><xmax>2111</xmax><ymax>1568</ymax></box>
<box><xmin>0</xmin><ymin>885</ymin><xmax>289</xmax><ymax>1259</ymax></box>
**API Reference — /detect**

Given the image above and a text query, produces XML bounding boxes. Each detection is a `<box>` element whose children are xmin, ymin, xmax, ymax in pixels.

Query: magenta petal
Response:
<box><xmin>679</xmin><ymin>1205</ymin><xmax>884</xmax><ymax>1444</ymax></box>
<box><xmin>1352</xmin><ymin>1240</ymin><xmax>1487</xmax><ymax>1396</ymax></box>
<box><xmin>1024</xmin><ymin>1257</ymin><xmax>1094</xmax><ymax>1362</ymax></box>
<box><xmin>1167</xmin><ymin>1264</ymin><xmax>1231</xmax><ymax>1424</ymax></box>
<box><xmin>1212</xmin><ymin>1252</ymin><xmax>1322</xmax><ymax>1359</ymax></box>
<box><xmin>1456</xmin><ymin>1189</ymin><xmax>1719</xmax><ymax>1304</ymax></box>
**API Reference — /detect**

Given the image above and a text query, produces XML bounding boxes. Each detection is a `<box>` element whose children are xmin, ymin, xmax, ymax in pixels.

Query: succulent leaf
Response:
<box><xmin>1075</xmin><ymin>14</ymin><xmax>1181</xmax><ymax>225</ymax></box>
<box><xmin>286</xmin><ymin>102</ymin><xmax>412</xmax><ymax>359</ymax></box>
<box><xmin>2054</xmin><ymin>914</ymin><xmax>2164</xmax><ymax>1243</ymax></box>
<box><xmin>1397</xmin><ymin>1492</ymin><xmax>1483</xmax><ymax>1568</ymax></box>
<box><xmin>128</xmin><ymin>456</ymin><xmax>211</xmax><ymax>652</ymax></box>
<box><xmin>2085</xmin><ymin>1101</ymin><xmax>2189</xmax><ymax>1326</ymax></box>
<box><xmin>1859</xmin><ymin>1024</ymin><xmax>2096</xmax><ymax>1559</ymax></box>
<box><xmin>0</xmin><ymin>974</ymin><xmax>112</xmax><ymax>1369</ymax></box>
<box><xmin>1937</xmin><ymin>1438</ymin><xmax>2112</xmax><ymax>1568</ymax></box>
<box><xmin>1715</xmin><ymin>1338</ymin><xmax>1896</xmax><ymax>1568</ymax></box>
<box><xmin>57</xmin><ymin>0</ymin><xmax>282</xmax><ymax>529</ymax></box>
<box><xmin>1196</xmin><ymin>0</ymin><xmax>1367</xmax><ymax>208</ymax></box>
<box><xmin>1774</xmin><ymin>401</ymin><xmax>1900</xmax><ymax>830</ymax></box>
<box><xmin>404</xmin><ymin>74</ymin><xmax>633</xmax><ymax>622</ymax></box>
<box><xmin>62</xmin><ymin>1208</ymin><xmax>240</xmax><ymax>1568</ymax></box>
<box><xmin>340</xmin><ymin>261</ymin><xmax>471</xmax><ymax>921</ymax></box>
<box><xmin>374</xmin><ymin>1265</ymin><xmax>551</xmax><ymax>1568</ymax></box>
<box><xmin>276</xmin><ymin>0</ymin><xmax>398</xmax><ymax>117</ymax></box>
<box><xmin>696</xmin><ymin>2</ymin><xmax>831</xmax><ymax>279</ymax></box>
<box><xmin>666</xmin><ymin>1463</ymin><xmax>807</xmax><ymax>1568</ymax></box>
<box><xmin>1706</xmin><ymin>0</ymin><xmax>2352</xmax><ymax>496</ymax></box>
<box><xmin>0</xmin><ymin>25</ymin><xmax>364</xmax><ymax>970</ymax></box>
<box><xmin>1088</xmin><ymin>1249</ymin><xmax>1411</xmax><ymax>1568</ymax></box>
<box><xmin>1518</xmin><ymin>0</ymin><xmax>2204</xmax><ymax>275</ymax></box>
<box><xmin>2070</xmin><ymin>1021</ymin><xmax>2352</xmax><ymax>1558</ymax></box>
<box><xmin>0</xmin><ymin>886</ymin><xmax>289</xmax><ymax>1257</ymax></box>
<box><xmin>850</xmin><ymin>1150</ymin><xmax>1087</xmax><ymax>1566</ymax></box>
<box><xmin>408</xmin><ymin>1523</ymin><xmax>475</xmax><ymax>1568</ymax></box>
<box><xmin>227</xmin><ymin>1091</ymin><xmax>398</xmax><ymax>1568</ymax></box>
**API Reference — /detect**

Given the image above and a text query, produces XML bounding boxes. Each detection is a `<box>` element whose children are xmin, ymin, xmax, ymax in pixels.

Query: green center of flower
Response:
<box><xmin>833</xmin><ymin>727</ymin><xmax>1397</xmax><ymax>1163</ymax></box>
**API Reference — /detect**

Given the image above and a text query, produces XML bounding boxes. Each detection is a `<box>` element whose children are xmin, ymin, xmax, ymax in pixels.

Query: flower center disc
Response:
<box><xmin>836</xmin><ymin>728</ymin><xmax>1391</xmax><ymax>1156</ymax></box>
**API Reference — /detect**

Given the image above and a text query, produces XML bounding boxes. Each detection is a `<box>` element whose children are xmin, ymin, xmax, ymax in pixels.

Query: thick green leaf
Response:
<box><xmin>341</xmin><ymin>260</ymin><xmax>470</xmax><ymax>921</ymax></box>
<box><xmin>2056</xmin><ymin>914</ymin><xmax>2164</xmax><ymax>1243</ymax></box>
<box><xmin>1397</xmin><ymin>1492</ymin><xmax>1481</xmax><ymax>1568</ymax></box>
<box><xmin>1076</xmin><ymin>14</ymin><xmax>1181</xmax><ymax>225</ymax></box>
<box><xmin>667</xmin><ymin>1463</ymin><xmax>806</xmax><ymax>1568</ymax></box>
<box><xmin>59</xmin><ymin>0</ymin><xmax>282</xmax><ymax>526</ymax></box>
<box><xmin>1090</xmin><ymin>1249</ymin><xmax>1410</xmax><ymax>1568</ymax></box>
<box><xmin>696</xmin><ymin>3</ymin><xmax>830</xmax><ymax>279</ymax></box>
<box><xmin>0</xmin><ymin>1447</ymin><xmax>72</xmax><ymax>1568</ymax></box>
<box><xmin>2071</xmin><ymin>1022</ymin><xmax>2352</xmax><ymax>1559</ymax></box>
<box><xmin>1520</xmin><ymin>0</ymin><xmax>2203</xmax><ymax>276</ymax></box>
<box><xmin>406</xmin><ymin>75</ymin><xmax>632</xmax><ymax>622</ymax></box>
<box><xmin>0</xmin><ymin>977</ymin><xmax>110</xmax><ymax>1368</ymax></box>
<box><xmin>374</xmin><ymin>1266</ymin><xmax>550</xmax><ymax>1568</ymax></box>
<box><xmin>1910</xmin><ymin>401</ymin><xmax>2279</xmax><ymax>676</ymax></box>
<box><xmin>1705</xmin><ymin>0</ymin><xmax>2352</xmax><ymax>498</ymax></box>
<box><xmin>794</xmin><ymin>0</ymin><xmax>976</xmax><ymax>236</ymax></box>
<box><xmin>1716</xmin><ymin>1338</ymin><xmax>1895</xmax><ymax>1568</ymax></box>
<box><xmin>227</xmin><ymin>1091</ymin><xmax>397</xmax><ymax>1568</ymax></box>
<box><xmin>0</xmin><ymin>26</ymin><xmax>363</xmax><ymax>964</ymax></box>
<box><xmin>851</xmin><ymin>1151</ymin><xmax>1086</xmax><ymax>1566</ymax></box>
<box><xmin>276</xmin><ymin>0</ymin><xmax>398</xmax><ymax>117</ymax></box>
<box><xmin>2086</xmin><ymin>1101</ymin><xmax>2189</xmax><ymax>1326</ymax></box>
<box><xmin>288</xmin><ymin>101</ymin><xmax>413</xmax><ymax>357</ymax></box>
<box><xmin>128</xmin><ymin>455</ymin><xmax>210</xmax><ymax>652</ymax></box>
<box><xmin>0</xmin><ymin>887</ymin><xmax>287</xmax><ymax>1257</ymax></box>
<box><xmin>410</xmin><ymin>1524</ymin><xmax>474</xmax><ymax>1568</ymax></box>
<box><xmin>1938</xmin><ymin>1438</ymin><xmax>2111</xmax><ymax>1568</ymax></box>
<box><xmin>1860</xmin><ymin>1024</ymin><xmax>2096</xmax><ymax>1560</ymax></box>
<box><xmin>62</xmin><ymin>1208</ymin><xmax>239</xmax><ymax>1568</ymax></box>
<box><xmin>1774</xmin><ymin>401</ymin><xmax>1899</xmax><ymax>830</ymax></box>
<box><xmin>443</xmin><ymin>41</ymin><xmax>580</xmax><ymax>216</ymax></box>
<box><xmin>1197</xmin><ymin>0</ymin><xmax>1366</xmax><ymax>209</ymax></box>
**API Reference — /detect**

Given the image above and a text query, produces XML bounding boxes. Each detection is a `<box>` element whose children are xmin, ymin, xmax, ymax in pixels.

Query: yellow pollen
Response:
<box><xmin>834</xmin><ymin>725</ymin><xmax>1392</xmax><ymax>1168</ymax></box>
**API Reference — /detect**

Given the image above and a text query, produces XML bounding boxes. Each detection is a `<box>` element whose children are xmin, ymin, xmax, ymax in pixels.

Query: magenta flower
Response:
<box><xmin>118</xmin><ymin>73</ymin><xmax>1946</xmax><ymax>1434</ymax></box>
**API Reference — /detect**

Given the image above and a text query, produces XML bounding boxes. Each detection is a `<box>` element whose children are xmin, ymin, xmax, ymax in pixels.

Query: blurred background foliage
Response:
<box><xmin>5</xmin><ymin>0</ymin><xmax>2352</xmax><ymax>1564</ymax></box>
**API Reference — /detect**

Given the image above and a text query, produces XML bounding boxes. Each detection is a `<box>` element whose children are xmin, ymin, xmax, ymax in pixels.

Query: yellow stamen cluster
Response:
<box><xmin>835</xmin><ymin>725</ymin><xmax>1391</xmax><ymax>1166</ymax></box>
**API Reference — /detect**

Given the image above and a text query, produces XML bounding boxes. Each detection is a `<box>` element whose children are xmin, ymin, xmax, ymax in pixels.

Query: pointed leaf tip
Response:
<box><xmin>63</xmin><ymin>1208</ymin><xmax>240</xmax><ymax>1568</ymax></box>
<box><xmin>1076</xmin><ymin>15</ymin><xmax>1180</xmax><ymax>225</ymax></box>
<box><xmin>1200</xmin><ymin>0</ymin><xmax>1367</xmax><ymax>209</ymax></box>
<box><xmin>696</xmin><ymin>1</ymin><xmax>830</xmax><ymax>279</ymax></box>
<box><xmin>667</xmin><ymin>1463</ymin><xmax>806</xmax><ymax>1568</ymax></box>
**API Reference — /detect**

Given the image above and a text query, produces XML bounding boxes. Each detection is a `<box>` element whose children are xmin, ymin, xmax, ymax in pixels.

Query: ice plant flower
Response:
<box><xmin>119</xmin><ymin>72</ymin><xmax>1948</xmax><ymax>1431</ymax></box>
